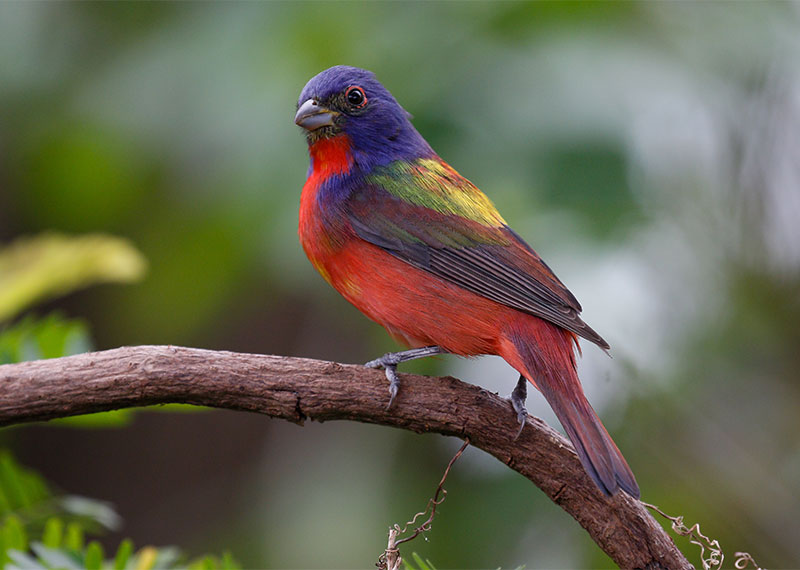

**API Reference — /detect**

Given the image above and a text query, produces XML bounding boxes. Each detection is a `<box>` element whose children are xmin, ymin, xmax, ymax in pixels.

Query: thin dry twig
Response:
<box><xmin>378</xmin><ymin>439</ymin><xmax>470</xmax><ymax>570</ymax></box>
<box><xmin>643</xmin><ymin>501</ymin><xmax>724</xmax><ymax>570</ymax></box>
<box><xmin>379</xmin><ymin>528</ymin><xmax>402</xmax><ymax>570</ymax></box>
<box><xmin>644</xmin><ymin>502</ymin><xmax>765</xmax><ymax>570</ymax></box>
<box><xmin>734</xmin><ymin>551</ymin><xmax>764</xmax><ymax>570</ymax></box>
<box><xmin>395</xmin><ymin>438</ymin><xmax>470</xmax><ymax>546</ymax></box>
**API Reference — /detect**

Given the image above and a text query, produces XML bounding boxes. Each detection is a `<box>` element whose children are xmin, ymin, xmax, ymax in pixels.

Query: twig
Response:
<box><xmin>734</xmin><ymin>551</ymin><xmax>763</xmax><ymax>569</ymax></box>
<box><xmin>379</xmin><ymin>528</ymin><xmax>402</xmax><ymax>570</ymax></box>
<box><xmin>395</xmin><ymin>438</ymin><xmax>469</xmax><ymax>546</ymax></box>
<box><xmin>378</xmin><ymin>440</ymin><xmax>469</xmax><ymax>570</ymax></box>
<box><xmin>644</xmin><ymin>502</ymin><xmax>765</xmax><ymax>570</ymax></box>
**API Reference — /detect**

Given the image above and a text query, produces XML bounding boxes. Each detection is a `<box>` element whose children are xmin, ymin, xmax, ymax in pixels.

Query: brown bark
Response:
<box><xmin>0</xmin><ymin>345</ymin><xmax>691</xmax><ymax>569</ymax></box>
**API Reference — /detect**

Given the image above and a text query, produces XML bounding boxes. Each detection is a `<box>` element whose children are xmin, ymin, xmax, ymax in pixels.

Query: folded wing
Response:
<box><xmin>345</xmin><ymin>158</ymin><xmax>609</xmax><ymax>349</ymax></box>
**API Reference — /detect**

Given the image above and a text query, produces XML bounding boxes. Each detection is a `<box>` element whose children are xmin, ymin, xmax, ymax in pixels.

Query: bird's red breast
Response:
<box><xmin>298</xmin><ymin>134</ymin><xmax>354</xmax><ymax>285</ymax></box>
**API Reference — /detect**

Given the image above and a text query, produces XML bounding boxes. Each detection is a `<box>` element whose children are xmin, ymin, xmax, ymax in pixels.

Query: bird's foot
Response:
<box><xmin>365</xmin><ymin>346</ymin><xmax>444</xmax><ymax>409</ymax></box>
<box><xmin>511</xmin><ymin>374</ymin><xmax>528</xmax><ymax>440</ymax></box>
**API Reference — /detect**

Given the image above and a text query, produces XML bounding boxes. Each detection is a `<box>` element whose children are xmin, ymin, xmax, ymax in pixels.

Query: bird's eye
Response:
<box><xmin>345</xmin><ymin>86</ymin><xmax>367</xmax><ymax>109</ymax></box>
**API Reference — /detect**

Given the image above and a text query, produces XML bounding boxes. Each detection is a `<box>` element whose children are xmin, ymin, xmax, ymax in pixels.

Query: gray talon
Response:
<box><xmin>364</xmin><ymin>346</ymin><xmax>444</xmax><ymax>409</ymax></box>
<box><xmin>386</xmin><ymin>366</ymin><xmax>400</xmax><ymax>409</ymax></box>
<box><xmin>511</xmin><ymin>374</ymin><xmax>528</xmax><ymax>440</ymax></box>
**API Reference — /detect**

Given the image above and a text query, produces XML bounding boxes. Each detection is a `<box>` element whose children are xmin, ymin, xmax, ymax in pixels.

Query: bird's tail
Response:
<box><xmin>501</xmin><ymin>319</ymin><xmax>640</xmax><ymax>498</ymax></box>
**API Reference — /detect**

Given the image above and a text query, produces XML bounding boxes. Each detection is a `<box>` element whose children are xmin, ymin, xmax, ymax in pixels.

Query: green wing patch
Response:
<box><xmin>365</xmin><ymin>159</ymin><xmax>506</xmax><ymax>228</ymax></box>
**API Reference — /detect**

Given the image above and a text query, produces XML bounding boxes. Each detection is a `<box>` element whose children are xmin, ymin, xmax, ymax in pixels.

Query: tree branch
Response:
<box><xmin>0</xmin><ymin>345</ymin><xmax>690</xmax><ymax>569</ymax></box>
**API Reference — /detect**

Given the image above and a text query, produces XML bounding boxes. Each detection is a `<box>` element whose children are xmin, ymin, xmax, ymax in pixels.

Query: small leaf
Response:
<box><xmin>0</xmin><ymin>233</ymin><xmax>147</xmax><ymax>322</ymax></box>
<box><xmin>64</xmin><ymin>522</ymin><xmax>84</xmax><ymax>551</ymax></box>
<box><xmin>0</xmin><ymin>450</ymin><xmax>53</xmax><ymax>518</ymax></box>
<box><xmin>84</xmin><ymin>540</ymin><xmax>104</xmax><ymax>570</ymax></box>
<box><xmin>114</xmin><ymin>539</ymin><xmax>134</xmax><ymax>570</ymax></box>
<box><xmin>42</xmin><ymin>518</ymin><xmax>63</xmax><ymax>549</ymax></box>
<box><xmin>52</xmin><ymin>410</ymin><xmax>133</xmax><ymax>428</ymax></box>
<box><xmin>0</xmin><ymin>314</ymin><xmax>93</xmax><ymax>365</ymax></box>
<box><xmin>135</xmin><ymin>546</ymin><xmax>158</xmax><ymax>570</ymax></box>
<box><xmin>194</xmin><ymin>557</ymin><xmax>215</xmax><ymax>570</ymax></box>
<box><xmin>407</xmin><ymin>552</ymin><xmax>436</xmax><ymax>570</ymax></box>
<box><xmin>2</xmin><ymin>515</ymin><xmax>28</xmax><ymax>551</ymax></box>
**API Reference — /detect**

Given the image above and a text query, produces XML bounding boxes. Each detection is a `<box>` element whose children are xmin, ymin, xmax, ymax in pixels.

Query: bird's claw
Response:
<box><xmin>511</xmin><ymin>374</ymin><xmax>528</xmax><ymax>441</ymax></box>
<box><xmin>386</xmin><ymin>366</ymin><xmax>400</xmax><ymax>409</ymax></box>
<box><xmin>364</xmin><ymin>354</ymin><xmax>402</xmax><ymax>408</ymax></box>
<box><xmin>364</xmin><ymin>346</ymin><xmax>443</xmax><ymax>409</ymax></box>
<box><xmin>513</xmin><ymin>413</ymin><xmax>526</xmax><ymax>440</ymax></box>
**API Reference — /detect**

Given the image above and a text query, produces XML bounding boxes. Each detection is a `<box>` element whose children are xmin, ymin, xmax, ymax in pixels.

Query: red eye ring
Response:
<box><xmin>345</xmin><ymin>86</ymin><xmax>367</xmax><ymax>108</ymax></box>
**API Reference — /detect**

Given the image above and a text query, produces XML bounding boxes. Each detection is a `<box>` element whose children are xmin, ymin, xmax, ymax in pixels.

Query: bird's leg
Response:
<box><xmin>511</xmin><ymin>374</ymin><xmax>528</xmax><ymax>439</ymax></box>
<box><xmin>365</xmin><ymin>345</ymin><xmax>445</xmax><ymax>409</ymax></box>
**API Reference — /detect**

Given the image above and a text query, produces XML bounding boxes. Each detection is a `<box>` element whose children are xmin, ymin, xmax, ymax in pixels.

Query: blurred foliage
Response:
<box><xmin>0</xmin><ymin>449</ymin><xmax>120</xmax><ymax>563</ymax></box>
<box><xmin>0</xmin><ymin>1</ymin><xmax>799</xmax><ymax>568</ymax></box>
<box><xmin>0</xmin><ymin>313</ymin><xmax>91</xmax><ymax>366</ymax></box>
<box><xmin>0</xmin><ymin>450</ymin><xmax>239</xmax><ymax>570</ymax></box>
<box><xmin>0</xmin><ymin>234</ymin><xmax>146</xmax><ymax>323</ymax></box>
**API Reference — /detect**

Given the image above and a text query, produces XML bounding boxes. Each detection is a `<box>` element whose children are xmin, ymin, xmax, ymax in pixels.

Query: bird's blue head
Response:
<box><xmin>295</xmin><ymin>66</ymin><xmax>434</xmax><ymax>170</ymax></box>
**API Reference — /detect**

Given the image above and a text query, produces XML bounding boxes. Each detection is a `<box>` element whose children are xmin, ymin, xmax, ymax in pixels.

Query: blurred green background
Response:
<box><xmin>2</xmin><ymin>2</ymin><xmax>799</xmax><ymax>568</ymax></box>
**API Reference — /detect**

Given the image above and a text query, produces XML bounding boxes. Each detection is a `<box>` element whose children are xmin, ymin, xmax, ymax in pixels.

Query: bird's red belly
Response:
<box><xmin>318</xmin><ymin>238</ymin><xmax>511</xmax><ymax>356</ymax></box>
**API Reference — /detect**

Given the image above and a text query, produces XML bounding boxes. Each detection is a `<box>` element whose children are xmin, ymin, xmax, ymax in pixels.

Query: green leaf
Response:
<box><xmin>191</xmin><ymin>556</ymin><xmax>216</xmax><ymax>570</ymax></box>
<box><xmin>0</xmin><ymin>452</ymin><xmax>51</xmax><ymax>513</ymax></box>
<box><xmin>84</xmin><ymin>540</ymin><xmax>104</xmax><ymax>570</ymax></box>
<box><xmin>51</xmin><ymin>410</ymin><xmax>133</xmax><ymax>428</ymax></box>
<box><xmin>0</xmin><ymin>454</ymin><xmax>30</xmax><ymax>510</ymax></box>
<box><xmin>134</xmin><ymin>546</ymin><xmax>158</xmax><ymax>570</ymax></box>
<box><xmin>0</xmin><ymin>233</ymin><xmax>147</xmax><ymax>322</ymax></box>
<box><xmin>0</xmin><ymin>313</ymin><xmax>93</xmax><ymax>365</ymax></box>
<box><xmin>64</xmin><ymin>523</ymin><xmax>84</xmax><ymax>552</ymax></box>
<box><xmin>405</xmin><ymin>552</ymin><xmax>437</xmax><ymax>570</ymax></box>
<box><xmin>0</xmin><ymin>452</ymin><xmax>241</xmax><ymax>570</ymax></box>
<box><xmin>0</xmin><ymin>450</ymin><xmax>52</xmax><ymax>518</ymax></box>
<box><xmin>113</xmin><ymin>539</ymin><xmax>134</xmax><ymax>570</ymax></box>
<box><xmin>42</xmin><ymin>518</ymin><xmax>63</xmax><ymax>549</ymax></box>
<box><xmin>2</xmin><ymin>516</ymin><xmax>29</xmax><ymax>551</ymax></box>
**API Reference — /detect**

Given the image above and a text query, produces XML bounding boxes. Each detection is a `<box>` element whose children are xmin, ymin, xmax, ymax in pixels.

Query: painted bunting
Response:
<box><xmin>294</xmin><ymin>66</ymin><xmax>639</xmax><ymax>498</ymax></box>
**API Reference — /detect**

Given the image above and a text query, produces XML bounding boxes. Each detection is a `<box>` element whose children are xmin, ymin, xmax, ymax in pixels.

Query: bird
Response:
<box><xmin>294</xmin><ymin>65</ymin><xmax>639</xmax><ymax>498</ymax></box>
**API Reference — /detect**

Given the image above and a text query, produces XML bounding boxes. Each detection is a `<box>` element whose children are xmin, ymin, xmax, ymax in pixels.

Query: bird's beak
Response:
<box><xmin>294</xmin><ymin>99</ymin><xmax>338</xmax><ymax>131</ymax></box>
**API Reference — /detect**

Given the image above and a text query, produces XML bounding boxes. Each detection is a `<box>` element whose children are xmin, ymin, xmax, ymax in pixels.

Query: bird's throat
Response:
<box><xmin>308</xmin><ymin>134</ymin><xmax>354</xmax><ymax>182</ymax></box>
